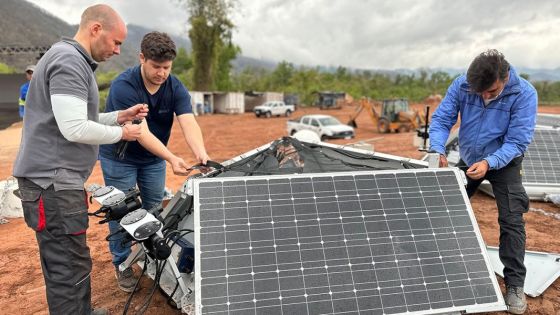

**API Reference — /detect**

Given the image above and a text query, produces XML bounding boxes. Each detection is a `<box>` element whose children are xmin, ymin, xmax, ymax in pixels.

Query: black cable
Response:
<box><xmin>122</xmin><ymin>255</ymin><xmax>148</xmax><ymax>315</ymax></box>
<box><xmin>159</xmin><ymin>230</ymin><xmax>195</xmax><ymax>307</ymax></box>
<box><xmin>165</xmin><ymin>230</ymin><xmax>194</xmax><ymax>250</ymax></box>
<box><xmin>161</xmin><ymin>196</ymin><xmax>194</xmax><ymax>233</ymax></box>
<box><xmin>163</xmin><ymin>228</ymin><xmax>194</xmax><ymax>239</ymax></box>
<box><xmin>137</xmin><ymin>256</ymin><xmax>172</xmax><ymax>315</ymax></box>
<box><xmin>126</xmin><ymin>232</ymin><xmax>181</xmax><ymax>315</ymax></box>
<box><xmin>135</xmin><ymin>259</ymin><xmax>162</xmax><ymax>315</ymax></box>
<box><xmin>105</xmin><ymin>229</ymin><xmax>133</xmax><ymax>242</ymax></box>
<box><xmin>166</xmin><ymin>279</ymin><xmax>181</xmax><ymax>307</ymax></box>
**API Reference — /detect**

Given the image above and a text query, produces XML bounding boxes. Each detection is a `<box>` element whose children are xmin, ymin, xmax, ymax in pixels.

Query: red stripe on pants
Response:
<box><xmin>37</xmin><ymin>196</ymin><xmax>46</xmax><ymax>232</ymax></box>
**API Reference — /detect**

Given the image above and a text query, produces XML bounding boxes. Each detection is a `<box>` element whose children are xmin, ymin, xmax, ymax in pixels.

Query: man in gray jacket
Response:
<box><xmin>13</xmin><ymin>4</ymin><xmax>147</xmax><ymax>315</ymax></box>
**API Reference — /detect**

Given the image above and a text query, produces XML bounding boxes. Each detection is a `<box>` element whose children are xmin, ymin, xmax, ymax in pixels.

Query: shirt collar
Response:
<box><xmin>61</xmin><ymin>37</ymin><xmax>99</xmax><ymax>72</ymax></box>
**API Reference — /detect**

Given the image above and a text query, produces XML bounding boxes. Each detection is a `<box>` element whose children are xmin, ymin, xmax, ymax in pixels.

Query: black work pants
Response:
<box><xmin>17</xmin><ymin>178</ymin><xmax>93</xmax><ymax>315</ymax></box>
<box><xmin>457</xmin><ymin>156</ymin><xmax>528</xmax><ymax>287</ymax></box>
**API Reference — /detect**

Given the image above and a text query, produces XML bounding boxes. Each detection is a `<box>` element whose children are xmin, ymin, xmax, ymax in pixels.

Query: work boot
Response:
<box><xmin>92</xmin><ymin>308</ymin><xmax>109</xmax><ymax>315</ymax></box>
<box><xmin>504</xmin><ymin>285</ymin><xmax>527</xmax><ymax>314</ymax></box>
<box><xmin>115</xmin><ymin>266</ymin><xmax>138</xmax><ymax>293</ymax></box>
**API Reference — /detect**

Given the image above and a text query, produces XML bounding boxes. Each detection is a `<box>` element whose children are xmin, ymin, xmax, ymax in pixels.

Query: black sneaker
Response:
<box><xmin>115</xmin><ymin>267</ymin><xmax>138</xmax><ymax>293</ymax></box>
<box><xmin>505</xmin><ymin>285</ymin><xmax>527</xmax><ymax>314</ymax></box>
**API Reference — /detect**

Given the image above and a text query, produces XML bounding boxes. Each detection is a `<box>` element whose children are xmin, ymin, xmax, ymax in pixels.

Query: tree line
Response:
<box><xmin>3</xmin><ymin>0</ymin><xmax>560</xmax><ymax>106</ymax></box>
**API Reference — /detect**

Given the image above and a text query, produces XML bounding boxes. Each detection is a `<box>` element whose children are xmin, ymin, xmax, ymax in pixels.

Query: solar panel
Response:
<box><xmin>194</xmin><ymin>169</ymin><xmax>505</xmax><ymax>314</ymax></box>
<box><xmin>536</xmin><ymin>113</ymin><xmax>560</xmax><ymax>128</ymax></box>
<box><xmin>523</xmin><ymin>129</ymin><xmax>560</xmax><ymax>185</ymax></box>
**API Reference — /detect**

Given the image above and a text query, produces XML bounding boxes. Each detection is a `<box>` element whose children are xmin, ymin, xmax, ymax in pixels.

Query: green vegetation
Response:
<box><xmin>533</xmin><ymin>81</ymin><xmax>560</xmax><ymax>104</ymax></box>
<box><xmin>0</xmin><ymin>62</ymin><xmax>16</xmax><ymax>73</ymax></box>
<box><xmin>96</xmin><ymin>71</ymin><xmax>119</xmax><ymax>112</ymax></box>
<box><xmin>186</xmin><ymin>0</ymin><xmax>239</xmax><ymax>91</ymax></box>
<box><xmin>230</xmin><ymin>63</ymin><xmax>457</xmax><ymax>104</ymax></box>
<box><xmin>95</xmin><ymin>59</ymin><xmax>560</xmax><ymax>107</ymax></box>
<box><xmin>173</xmin><ymin>47</ymin><xmax>194</xmax><ymax>88</ymax></box>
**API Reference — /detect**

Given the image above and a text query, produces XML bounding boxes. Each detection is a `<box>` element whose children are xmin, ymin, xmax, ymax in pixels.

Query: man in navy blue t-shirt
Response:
<box><xmin>99</xmin><ymin>31</ymin><xmax>209</xmax><ymax>292</ymax></box>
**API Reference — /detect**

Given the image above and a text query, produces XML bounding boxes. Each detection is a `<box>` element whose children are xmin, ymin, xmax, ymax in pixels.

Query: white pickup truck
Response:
<box><xmin>287</xmin><ymin>114</ymin><xmax>355</xmax><ymax>141</ymax></box>
<box><xmin>254</xmin><ymin>101</ymin><xmax>295</xmax><ymax>118</ymax></box>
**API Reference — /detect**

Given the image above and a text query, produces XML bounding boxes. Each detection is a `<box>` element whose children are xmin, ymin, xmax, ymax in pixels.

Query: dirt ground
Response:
<box><xmin>1</xmin><ymin>103</ymin><xmax>560</xmax><ymax>315</ymax></box>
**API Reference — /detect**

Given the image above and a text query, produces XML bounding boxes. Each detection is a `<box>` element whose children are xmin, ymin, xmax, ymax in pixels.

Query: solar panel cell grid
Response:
<box><xmin>523</xmin><ymin>129</ymin><xmax>560</xmax><ymax>184</ymax></box>
<box><xmin>195</xmin><ymin>169</ymin><xmax>503</xmax><ymax>315</ymax></box>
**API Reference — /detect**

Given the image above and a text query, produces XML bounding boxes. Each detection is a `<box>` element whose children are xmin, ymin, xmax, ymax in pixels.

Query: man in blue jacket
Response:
<box><xmin>18</xmin><ymin>64</ymin><xmax>35</xmax><ymax>118</ymax></box>
<box><xmin>430</xmin><ymin>49</ymin><xmax>537</xmax><ymax>314</ymax></box>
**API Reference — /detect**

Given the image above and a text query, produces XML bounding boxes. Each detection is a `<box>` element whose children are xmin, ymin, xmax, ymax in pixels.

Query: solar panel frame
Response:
<box><xmin>431</xmin><ymin>127</ymin><xmax>560</xmax><ymax>200</ymax></box>
<box><xmin>536</xmin><ymin>113</ymin><xmax>560</xmax><ymax>128</ymax></box>
<box><xmin>194</xmin><ymin>168</ymin><xmax>506</xmax><ymax>315</ymax></box>
<box><xmin>522</xmin><ymin>128</ymin><xmax>560</xmax><ymax>185</ymax></box>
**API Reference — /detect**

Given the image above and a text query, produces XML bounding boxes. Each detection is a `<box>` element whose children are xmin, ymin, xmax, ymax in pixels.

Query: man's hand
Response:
<box><xmin>439</xmin><ymin>154</ymin><xmax>449</xmax><ymax>167</ymax></box>
<box><xmin>121</xmin><ymin>123</ymin><xmax>142</xmax><ymax>141</ymax></box>
<box><xmin>197</xmin><ymin>152</ymin><xmax>210</xmax><ymax>165</ymax></box>
<box><xmin>117</xmin><ymin>104</ymin><xmax>149</xmax><ymax>125</ymax></box>
<box><xmin>169</xmin><ymin>156</ymin><xmax>190</xmax><ymax>176</ymax></box>
<box><xmin>193</xmin><ymin>152</ymin><xmax>212</xmax><ymax>173</ymax></box>
<box><xmin>466</xmin><ymin>160</ymin><xmax>489</xmax><ymax>180</ymax></box>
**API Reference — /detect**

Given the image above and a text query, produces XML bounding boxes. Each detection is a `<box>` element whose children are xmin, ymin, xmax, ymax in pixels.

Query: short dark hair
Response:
<box><xmin>140</xmin><ymin>31</ymin><xmax>177</xmax><ymax>62</ymax></box>
<box><xmin>466</xmin><ymin>49</ymin><xmax>510</xmax><ymax>93</ymax></box>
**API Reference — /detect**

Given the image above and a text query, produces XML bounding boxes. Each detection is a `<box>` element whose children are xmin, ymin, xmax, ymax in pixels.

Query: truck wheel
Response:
<box><xmin>285</xmin><ymin>110</ymin><xmax>292</xmax><ymax>117</ymax></box>
<box><xmin>255</xmin><ymin>114</ymin><xmax>260</xmax><ymax>118</ymax></box>
<box><xmin>290</xmin><ymin>130</ymin><xmax>297</xmax><ymax>136</ymax></box>
<box><xmin>397</xmin><ymin>125</ymin><xmax>410</xmax><ymax>133</ymax></box>
<box><xmin>377</xmin><ymin>118</ymin><xmax>391</xmax><ymax>133</ymax></box>
<box><xmin>265</xmin><ymin>111</ymin><xmax>271</xmax><ymax>118</ymax></box>
<box><xmin>320</xmin><ymin>135</ymin><xmax>328</xmax><ymax>141</ymax></box>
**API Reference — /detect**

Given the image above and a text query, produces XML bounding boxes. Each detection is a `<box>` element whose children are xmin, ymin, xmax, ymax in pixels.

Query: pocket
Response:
<box><xmin>507</xmin><ymin>183</ymin><xmax>529</xmax><ymax>213</ymax></box>
<box><xmin>58</xmin><ymin>190</ymin><xmax>89</xmax><ymax>235</ymax></box>
<box><xmin>62</xmin><ymin>208</ymin><xmax>89</xmax><ymax>235</ymax></box>
<box><xmin>19</xmin><ymin>186</ymin><xmax>45</xmax><ymax>232</ymax></box>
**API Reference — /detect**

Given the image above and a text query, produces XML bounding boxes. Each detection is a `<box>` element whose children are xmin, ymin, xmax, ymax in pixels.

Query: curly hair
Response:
<box><xmin>467</xmin><ymin>49</ymin><xmax>510</xmax><ymax>93</ymax></box>
<box><xmin>140</xmin><ymin>31</ymin><xmax>177</xmax><ymax>62</ymax></box>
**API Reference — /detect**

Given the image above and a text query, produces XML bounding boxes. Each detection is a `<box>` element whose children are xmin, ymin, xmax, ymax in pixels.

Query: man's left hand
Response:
<box><xmin>198</xmin><ymin>152</ymin><xmax>210</xmax><ymax>165</ymax></box>
<box><xmin>466</xmin><ymin>160</ymin><xmax>489</xmax><ymax>180</ymax></box>
<box><xmin>196</xmin><ymin>153</ymin><xmax>212</xmax><ymax>173</ymax></box>
<box><xmin>117</xmin><ymin>104</ymin><xmax>149</xmax><ymax>124</ymax></box>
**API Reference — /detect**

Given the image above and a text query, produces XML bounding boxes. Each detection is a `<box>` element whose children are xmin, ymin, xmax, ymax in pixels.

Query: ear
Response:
<box><xmin>139</xmin><ymin>53</ymin><xmax>145</xmax><ymax>64</ymax></box>
<box><xmin>90</xmin><ymin>22</ymin><xmax>102</xmax><ymax>37</ymax></box>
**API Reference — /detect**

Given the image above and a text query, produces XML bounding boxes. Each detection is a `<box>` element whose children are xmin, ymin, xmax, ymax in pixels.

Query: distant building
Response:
<box><xmin>312</xmin><ymin>91</ymin><xmax>348</xmax><ymax>109</ymax></box>
<box><xmin>244</xmin><ymin>91</ymin><xmax>284</xmax><ymax>112</ymax></box>
<box><xmin>190</xmin><ymin>91</ymin><xmax>213</xmax><ymax>115</ymax></box>
<box><xmin>212</xmin><ymin>92</ymin><xmax>245</xmax><ymax>114</ymax></box>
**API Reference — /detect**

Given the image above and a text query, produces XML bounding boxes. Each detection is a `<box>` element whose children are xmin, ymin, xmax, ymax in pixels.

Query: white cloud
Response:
<box><xmin>27</xmin><ymin>0</ymin><xmax>560</xmax><ymax>69</ymax></box>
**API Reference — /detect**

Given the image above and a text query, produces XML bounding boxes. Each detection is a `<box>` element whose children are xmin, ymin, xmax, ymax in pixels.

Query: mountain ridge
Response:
<box><xmin>1</xmin><ymin>0</ymin><xmax>559</xmax><ymax>81</ymax></box>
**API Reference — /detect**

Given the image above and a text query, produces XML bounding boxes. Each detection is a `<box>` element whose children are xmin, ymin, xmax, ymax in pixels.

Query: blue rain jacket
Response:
<box><xmin>429</xmin><ymin>67</ymin><xmax>537</xmax><ymax>170</ymax></box>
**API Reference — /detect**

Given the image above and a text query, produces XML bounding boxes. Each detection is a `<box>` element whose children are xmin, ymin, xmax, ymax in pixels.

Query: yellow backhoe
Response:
<box><xmin>347</xmin><ymin>98</ymin><xmax>425</xmax><ymax>133</ymax></box>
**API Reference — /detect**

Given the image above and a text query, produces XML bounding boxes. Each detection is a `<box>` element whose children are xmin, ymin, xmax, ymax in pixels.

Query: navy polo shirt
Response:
<box><xmin>99</xmin><ymin>65</ymin><xmax>192</xmax><ymax>165</ymax></box>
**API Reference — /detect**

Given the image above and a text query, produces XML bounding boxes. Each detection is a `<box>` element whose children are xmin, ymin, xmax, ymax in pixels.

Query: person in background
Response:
<box><xmin>429</xmin><ymin>49</ymin><xmax>537</xmax><ymax>314</ymax></box>
<box><xmin>18</xmin><ymin>64</ymin><xmax>35</xmax><ymax>118</ymax></box>
<box><xmin>13</xmin><ymin>4</ymin><xmax>148</xmax><ymax>315</ymax></box>
<box><xmin>98</xmin><ymin>31</ymin><xmax>209</xmax><ymax>292</ymax></box>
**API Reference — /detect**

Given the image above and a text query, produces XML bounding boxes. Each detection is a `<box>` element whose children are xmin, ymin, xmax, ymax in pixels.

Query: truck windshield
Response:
<box><xmin>318</xmin><ymin>117</ymin><xmax>341</xmax><ymax>126</ymax></box>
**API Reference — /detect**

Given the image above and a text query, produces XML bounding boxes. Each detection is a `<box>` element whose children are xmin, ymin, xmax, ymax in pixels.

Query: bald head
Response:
<box><xmin>79</xmin><ymin>4</ymin><xmax>124</xmax><ymax>32</ymax></box>
<box><xmin>75</xmin><ymin>4</ymin><xmax>127</xmax><ymax>62</ymax></box>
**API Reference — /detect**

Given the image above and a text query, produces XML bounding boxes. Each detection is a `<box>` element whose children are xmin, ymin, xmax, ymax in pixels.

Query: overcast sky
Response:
<box><xmin>27</xmin><ymin>0</ymin><xmax>560</xmax><ymax>70</ymax></box>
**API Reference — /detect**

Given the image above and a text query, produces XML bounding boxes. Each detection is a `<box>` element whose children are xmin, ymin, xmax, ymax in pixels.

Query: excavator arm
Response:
<box><xmin>347</xmin><ymin>98</ymin><xmax>380</xmax><ymax>128</ymax></box>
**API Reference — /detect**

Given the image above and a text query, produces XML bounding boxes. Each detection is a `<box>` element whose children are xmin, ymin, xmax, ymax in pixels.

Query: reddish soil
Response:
<box><xmin>1</xmin><ymin>104</ymin><xmax>559</xmax><ymax>314</ymax></box>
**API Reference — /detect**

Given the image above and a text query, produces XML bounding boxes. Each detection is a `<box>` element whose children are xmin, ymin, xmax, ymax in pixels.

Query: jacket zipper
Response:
<box><xmin>473</xmin><ymin>103</ymin><xmax>487</xmax><ymax>162</ymax></box>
